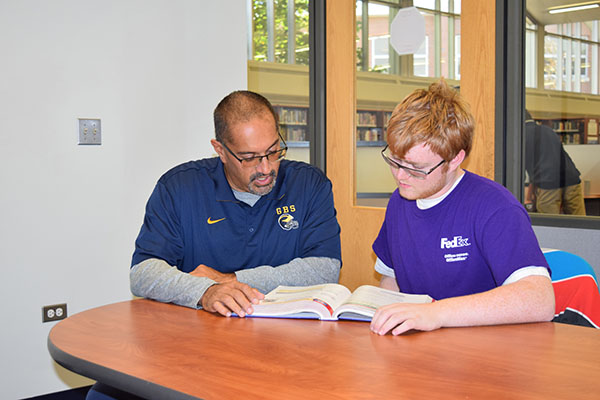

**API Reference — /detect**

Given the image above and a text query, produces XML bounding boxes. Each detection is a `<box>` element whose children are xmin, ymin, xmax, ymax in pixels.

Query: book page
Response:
<box><xmin>251</xmin><ymin>284</ymin><xmax>352</xmax><ymax>320</ymax></box>
<box><xmin>588</xmin><ymin>119</ymin><xmax>598</xmax><ymax>135</ymax></box>
<box><xmin>333</xmin><ymin>285</ymin><xmax>432</xmax><ymax>320</ymax></box>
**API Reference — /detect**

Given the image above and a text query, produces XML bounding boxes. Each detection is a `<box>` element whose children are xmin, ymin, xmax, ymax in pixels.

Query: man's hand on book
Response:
<box><xmin>201</xmin><ymin>281</ymin><xmax>265</xmax><ymax>318</ymax></box>
<box><xmin>370</xmin><ymin>302</ymin><xmax>441</xmax><ymax>336</ymax></box>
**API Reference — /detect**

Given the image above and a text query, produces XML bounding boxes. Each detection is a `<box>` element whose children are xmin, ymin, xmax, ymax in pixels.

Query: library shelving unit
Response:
<box><xmin>537</xmin><ymin>117</ymin><xmax>599</xmax><ymax>144</ymax></box>
<box><xmin>274</xmin><ymin>105</ymin><xmax>309</xmax><ymax>148</ymax></box>
<box><xmin>356</xmin><ymin>110</ymin><xmax>392</xmax><ymax>147</ymax></box>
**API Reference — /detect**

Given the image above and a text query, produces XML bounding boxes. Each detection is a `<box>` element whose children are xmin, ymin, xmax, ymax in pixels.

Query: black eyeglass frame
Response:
<box><xmin>220</xmin><ymin>133</ymin><xmax>288</xmax><ymax>167</ymax></box>
<box><xmin>380</xmin><ymin>145</ymin><xmax>446</xmax><ymax>179</ymax></box>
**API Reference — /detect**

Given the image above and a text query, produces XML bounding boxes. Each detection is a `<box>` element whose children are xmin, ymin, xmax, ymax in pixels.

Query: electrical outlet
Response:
<box><xmin>42</xmin><ymin>303</ymin><xmax>67</xmax><ymax>323</ymax></box>
<box><xmin>78</xmin><ymin>118</ymin><xmax>101</xmax><ymax>145</ymax></box>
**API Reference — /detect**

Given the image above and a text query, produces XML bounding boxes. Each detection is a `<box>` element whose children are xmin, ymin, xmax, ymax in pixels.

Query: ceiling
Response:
<box><xmin>527</xmin><ymin>1</ymin><xmax>600</xmax><ymax>25</ymax></box>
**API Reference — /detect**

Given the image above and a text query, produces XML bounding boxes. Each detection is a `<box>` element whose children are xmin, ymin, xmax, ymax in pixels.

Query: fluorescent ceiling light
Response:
<box><xmin>548</xmin><ymin>2</ymin><xmax>600</xmax><ymax>14</ymax></box>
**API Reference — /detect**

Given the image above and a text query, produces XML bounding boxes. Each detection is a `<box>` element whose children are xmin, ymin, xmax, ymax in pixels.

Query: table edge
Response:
<box><xmin>47</xmin><ymin>327</ymin><xmax>201</xmax><ymax>400</ymax></box>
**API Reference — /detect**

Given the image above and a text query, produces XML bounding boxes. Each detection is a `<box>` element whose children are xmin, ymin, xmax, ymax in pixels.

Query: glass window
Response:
<box><xmin>370</xmin><ymin>35</ymin><xmax>390</xmax><ymax>72</ymax></box>
<box><xmin>355</xmin><ymin>0</ymin><xmax>461</xmax><ymax>206</ymax></box>
<box><xmin>247</xmin><ymin>0</ymin><xmax>312</xmax><ymax>165</ymax></box>
<box><xmin>356</xmin><ymin>2</ymin><xmax>393</xmax><ymax>73</ymax></box>
<box><xmin>543</xmin><ymin>21</ymin><xmax>599</xmax><ymax>94</ymax></box>
<box><xmin>544</xmin><ymin>35</ymin><xmax>560</xmax><ymax>90</ymax></box>
<box><xmin>413</xmin><ymin>36</ymin><xmax>429</xmax><ymax>76</ymax></box>
<box><xmin>414</xmin><ymin>0</ymin><xmax>435</xmax><ymax>11</ymax></box>
<box><xmin>525</xmin><ymin>17</ymin><xmax>537</xmax><ymax>88</ymax></box>
<box><xmin>455</xmin><ymin>34</ymin><xmax>461</xmax><ymax>78</ymax></box>
<box><xmin>523</xmin><ymin>1</ymin><xmax>600</xmax><ymax>222</ymax></box>
<box><xmin>250</xmin><ymin>0</ymin><xmax>309</xmax><ymax>65</ymax></box>
<box><xmin>357</xmin><ymin>1</ymin><xmax>460</xmax><ymax>78</ymax></box>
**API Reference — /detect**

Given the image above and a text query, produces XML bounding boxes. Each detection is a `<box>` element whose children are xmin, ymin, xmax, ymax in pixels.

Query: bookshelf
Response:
<box><xmin>275</xmin><ymin>106</ymin><xmax>395</xmax><ymax>147</ymax></box>
<box><xmin>275</xmin><ymin>105</ymin><xmax>309</xmax><ymax>147</ymax></box>
<box><xmin>537</xmin><ymin>117</ymin><xmax>599</xmax><ymax>144</ymax></box>
<box><xmin>356</xmin><ymin>110</ymin><xmax>392</xmax><ymax>146</ymax></box>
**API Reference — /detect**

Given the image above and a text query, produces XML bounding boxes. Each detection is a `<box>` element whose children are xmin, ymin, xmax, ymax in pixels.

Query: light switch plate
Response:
<box><xmin>78</xmin><ymin>118</ymin><xmax>101</xmax><ymax>145</ymax></box>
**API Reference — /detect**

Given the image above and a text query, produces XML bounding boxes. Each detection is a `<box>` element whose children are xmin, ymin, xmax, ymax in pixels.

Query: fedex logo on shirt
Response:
<box><xmin>440</xmin><ymin>236</ymin><xmax>471</xmax><ymax>249</ymax></box>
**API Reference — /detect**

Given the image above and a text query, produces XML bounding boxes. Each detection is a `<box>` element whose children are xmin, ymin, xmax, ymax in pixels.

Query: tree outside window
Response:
<box><xmin>250</xmin><ymin>0</ymin><xmax>309</xmax><ymax>65</ymax></box>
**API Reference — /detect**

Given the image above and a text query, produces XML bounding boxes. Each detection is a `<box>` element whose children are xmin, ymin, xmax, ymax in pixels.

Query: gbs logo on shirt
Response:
<box><xmin>440</xmin><ymin>236</ymin><xmax>471</xmax><ymax>249</ymax></box>
<box><xmin>278</xmin><ymin>214</ymin><xmax>299</xmax><ymax>231</ymax></box>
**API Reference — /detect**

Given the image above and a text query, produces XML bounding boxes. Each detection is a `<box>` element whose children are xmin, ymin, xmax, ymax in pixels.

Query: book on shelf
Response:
<box><xmin>587</xmin><ymin>119</ymin><xmax>598</xmax><ymax>144</ymax></box>
<box><xmin>356</xmin><ymin>111</ymin><xmax>377</xmax><ymax>126</ymax></box>
<box><xmin>384</xmin><ymin>111</ymin><xmax>392</xmax><ymax>126</ymax></box>
<box><xmin>588</xmin><ymin>119</ymin><xmax>598</xmax><ymax>135</ymax></box>
<box><xmin>248</xmin><ymin>283</ymin><xmax>433</xmax><ymax>321</ymax></box>
<box><xmin>562</xmin><ymin>133</ymin><xmax>581</xmax><ymax>144</ymax></box>
<box><xmin>278</xmin><ymin>107</ymin><xmax>307</xmax><ymax>124</ymax></box>
<box><xmin>281</xmin><ymin>126</ymin><xmax>306</xmax><ymax>141</ymax></box>
<box><xmin>357</xmin><ymin>128</ymin><xmax>382</xmax><ymax>141</ymax></box>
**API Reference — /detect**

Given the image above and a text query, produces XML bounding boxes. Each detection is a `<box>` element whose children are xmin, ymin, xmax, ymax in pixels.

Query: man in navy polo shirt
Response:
<box><xmin>130</xmin><ymin>90</ymin><xmax>341</xmax><ymax>317</ymax></box>
<box><xmin>369</xmin><ymin>80</ymin><xmax>555</xmax><ymax>336</ymax></box>
<box><xmin>88</xmin><ymin>92</ymin><xmax>341</xmax><ymax>400</ymax></box>
<box><xmin>88</xmin><ymin>91</ymin><xmax>341</xmax><ymax>400</ymax></box>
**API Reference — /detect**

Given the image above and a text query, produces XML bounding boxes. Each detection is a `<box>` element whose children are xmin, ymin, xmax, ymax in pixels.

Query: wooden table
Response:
<box><xmin>48</xmin><ymin>299</ymin><xmax>600</xmax><ymax>400</ymax></box>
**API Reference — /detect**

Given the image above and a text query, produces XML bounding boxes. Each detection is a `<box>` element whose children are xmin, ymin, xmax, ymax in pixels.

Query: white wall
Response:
<box><xmin>564</xmin><ymin>145</ymin><xmax>600</xmax><ymax>194</ymax></box>
<box><xmin>0</xmin><ymin>1</ymin><xmax>247</xmax><ymax>398</ymax></box>
<box><xmin>533</xmin><ymin>226</ymin><xmax>600</xmax><ymax>279</ymax></box>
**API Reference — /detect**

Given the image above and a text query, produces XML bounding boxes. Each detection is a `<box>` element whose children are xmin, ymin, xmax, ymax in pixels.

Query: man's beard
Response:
<box><xmin>248</xmin><ymin>170</ymin><xmax>277</xmax><ymax>195</ymax></box>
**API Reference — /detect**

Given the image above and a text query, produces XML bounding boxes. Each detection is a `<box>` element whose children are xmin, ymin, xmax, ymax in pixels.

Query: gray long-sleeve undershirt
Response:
<box><xmin>130</xmin><ymin>186</ymin><xmax>340</xmax><ymax>308</ymax></box>
<box><xmin>130</xmin><ymin>256</ymin><xmax>341</xmax><ymax>309</ymax></box>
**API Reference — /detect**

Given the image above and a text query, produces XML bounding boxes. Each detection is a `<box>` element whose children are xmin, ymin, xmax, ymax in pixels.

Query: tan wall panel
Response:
<box><xmin>327</xmin><ymin>0</ymin><xmax>383</xmax><ymax>289</ymax></box>
<box><xmin>460</xmin><ymin>0</ymin><xmax>496</xmax><ymax>179</ymax></box>
<box><xmin>356</xmin><ymin>147</ymin><xmax>397</xmax><ymax>193</ymax></box>
<box><xmin>526</xmin><ymin>88</ymin><xmax>600</xmax><ymax>119</ymax></box>
<box><xmin>247</xmin><ymin>61</ymin><xmax>309</xmax><ymax>106</ymax></box>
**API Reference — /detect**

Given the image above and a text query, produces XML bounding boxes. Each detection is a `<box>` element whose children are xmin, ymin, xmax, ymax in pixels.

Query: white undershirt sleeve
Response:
<box><xmin>502</xmin><ymin>266</ymin><xmax>550</xmax><ymax>285</ymax></box>
<box><xmin>373</xmin><ymin>257</ymin><xmax>550</xmax><ymax>287</ymax></box>
<box><xmin>374</xmin><ymin>257</ymin><xmax>395</xmax><ymax>278</ymax></box>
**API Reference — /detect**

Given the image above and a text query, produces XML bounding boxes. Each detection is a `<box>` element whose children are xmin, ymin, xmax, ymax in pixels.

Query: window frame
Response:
<box><xmin>356</xmin><ymin>0</ymin><xmax>461</xmax><ymax>78</ymax></box>
<box><xmin>543</xmin><ymin>22</ymin><xmax>598</xmax><ymax>94</ymax></box>
<box><xmin>498</xmin><ymin>0</ymin><xmax>600</xmax><ymax>230</ymax></box>
<box><xmin>246</xmin><ymin>0</ymin><xmax>326</xmax><ymax>172</ymax></box>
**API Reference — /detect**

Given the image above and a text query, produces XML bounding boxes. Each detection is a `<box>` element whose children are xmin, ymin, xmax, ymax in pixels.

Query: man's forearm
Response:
<box><xmin>235</xmin><ymin>257</ymin><xmax>341</xmax><ymax>294</ymax></box>
<box><xmin>433</xmin><ymin>275</ymin><xmax>555</xmax><ymax>327</ymax></box>
<box><xmin>371</xmin><ymin>275</ymin><xmax>555</xmax><ymax>336</ymax></box>
<box><xmin>130</xmin><ymin>259</ymin><xmax>216</xmax><ymax>309</ymax></box>
<box><xmin>131</xmin><ymin>256</ymin><xmax>341</xmax><ymax>308</ymax></box>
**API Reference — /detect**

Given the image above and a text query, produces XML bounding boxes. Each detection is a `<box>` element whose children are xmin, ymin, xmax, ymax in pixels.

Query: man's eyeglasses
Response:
<box><xmin>381</xmin><ymin>145</ymin><xmax>445</xmax><ymax>179</ymax></box>
<box><xmin>221</xmin><ymin>133</ymin><xmax>288</xmax><ymax>168</ymax></box>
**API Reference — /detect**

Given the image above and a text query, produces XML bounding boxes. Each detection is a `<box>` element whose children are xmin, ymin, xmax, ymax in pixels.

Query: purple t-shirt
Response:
<box><xmin>372</xmin><ymin>171</ymin><xmax>550</xmax><ymax>300</ymax></box>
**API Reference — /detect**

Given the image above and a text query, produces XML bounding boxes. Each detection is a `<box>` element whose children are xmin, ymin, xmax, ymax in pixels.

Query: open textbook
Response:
<box><xmin>249</xmin><ymin>283</ymin><xmax>433</xmax><ymax>321</ymax></box>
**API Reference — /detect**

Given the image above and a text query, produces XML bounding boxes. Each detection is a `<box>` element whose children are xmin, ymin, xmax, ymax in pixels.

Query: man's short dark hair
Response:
<box><xmin>214</xmin><ymin>90</ymin><xmax>279</xmax><ymax>144</ymax></box>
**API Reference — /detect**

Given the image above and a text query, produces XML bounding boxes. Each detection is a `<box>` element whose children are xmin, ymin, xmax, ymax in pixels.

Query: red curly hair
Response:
<box><xmin>386</xmin><ymin>79</ymin><xmax>475</xmax><ymax>162</ymax></box>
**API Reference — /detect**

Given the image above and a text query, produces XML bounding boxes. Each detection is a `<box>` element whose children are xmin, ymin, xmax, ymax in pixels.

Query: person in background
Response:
<box><xmin>370</xmin><ymin>80</ymin><xmax>555</xmax><ymax>336</ymax></box>
<box><xmin>86</xmin><ymin>90</ymin><xmax>341</xmax><ymax>400</ymax></box>
<box><xmin>524</xmin><ymin>110</ymin><xmax>585</xmax><ymax>215</ymax></box>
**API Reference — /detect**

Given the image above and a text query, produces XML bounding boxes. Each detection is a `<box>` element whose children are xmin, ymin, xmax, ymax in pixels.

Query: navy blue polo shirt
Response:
<box><xmin>132</xmin><ymin>158</ymin><xmax>341</xmax><ymax>273</ymax></box>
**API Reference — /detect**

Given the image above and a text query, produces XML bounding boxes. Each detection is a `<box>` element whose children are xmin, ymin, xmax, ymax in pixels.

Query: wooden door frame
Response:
<box><xmin>325</xmin><ymin>0</ymin><xmax>497</xmax><ymax>289</ymax></box>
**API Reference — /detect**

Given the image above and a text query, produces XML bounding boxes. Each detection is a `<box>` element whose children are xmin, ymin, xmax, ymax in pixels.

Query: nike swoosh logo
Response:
<box><xmin>207</xmin><ymin>217</ymin><xmax>226</xmax><ymax>225</ymax></box>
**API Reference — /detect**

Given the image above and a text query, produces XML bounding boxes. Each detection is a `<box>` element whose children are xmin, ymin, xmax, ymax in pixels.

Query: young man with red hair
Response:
<box><xmin>370</xmin><ymin>80</ymin><xmax>555</xmax><ymax>336</ymax></box>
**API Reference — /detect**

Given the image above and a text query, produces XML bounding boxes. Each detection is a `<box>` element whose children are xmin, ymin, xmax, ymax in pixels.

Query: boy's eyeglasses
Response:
<box><xmin>381</xmin><ymin>145</ymin><xmax>445</xmax><ymax>179</ymax></box>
